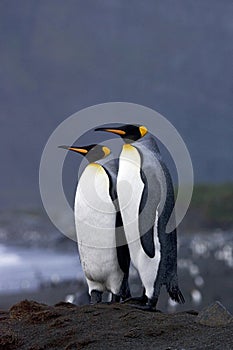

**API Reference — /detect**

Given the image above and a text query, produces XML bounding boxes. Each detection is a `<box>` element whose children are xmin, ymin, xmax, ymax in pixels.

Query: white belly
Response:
<box><xmin>75</xmin><ymin>163</ymin><xmax>123</xmax><ymax>294</ymax></box>
<box><xmin>117</xmin><ymin>144</ymin><xmax>160</xmax><ymax>299</ymax></box>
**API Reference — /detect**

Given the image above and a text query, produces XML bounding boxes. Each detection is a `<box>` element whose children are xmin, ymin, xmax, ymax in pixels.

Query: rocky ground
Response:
<box><xmin>0</xmin><ymin>300</ymin><xmax>233</xmax><ymax>350</ymax></box>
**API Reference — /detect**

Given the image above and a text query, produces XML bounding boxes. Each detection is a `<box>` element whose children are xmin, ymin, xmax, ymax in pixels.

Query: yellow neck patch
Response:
<box><xmin>123</xmin><ymin>144</ymin><xmax>135</xmax><ymax>151</ymax></box>
<box><xmin>102</xmin><ymin>146</ymin><xmax>111</xmax><ymax>157</ymax></box>
<box><xmin>139</xmin><ymin>126</ymin><xmax>148</xmax><ymax>137</ymax></box>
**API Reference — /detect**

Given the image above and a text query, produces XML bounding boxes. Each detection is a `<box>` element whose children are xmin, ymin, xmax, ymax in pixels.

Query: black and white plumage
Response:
<box><xmin>59</xmin><ymin>144</ymin><xmax>130</xmax><ymax>303</ymax></box>
<box><xmin>95</xmin><ymin>125</ymin><xmax>185</xmax><ymax>309</ymax></box>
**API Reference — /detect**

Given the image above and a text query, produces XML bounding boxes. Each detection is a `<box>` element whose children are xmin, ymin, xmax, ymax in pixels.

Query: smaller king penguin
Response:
<box><xmin>95</xmin><ymin>125</ymin><xmax>185</xmax><ymax>310</ymax></box>
<box><xmin>59</xmin><ymin>144</ymin><xmax>131</xmax><ymax>304</ymax></box>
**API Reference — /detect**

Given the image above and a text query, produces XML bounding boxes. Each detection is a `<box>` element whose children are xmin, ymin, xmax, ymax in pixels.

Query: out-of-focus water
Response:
<box><xmin>0</xmin><ymin>244</ymin><xmax>82</xmax><ymax>294</ymax></box>
<box><xmin>175</xmin><ymin>231</ymin><xmax>233</xmax><ymax>313</ymax></box>
<box><xmin>0</xmin><ymin>211</ymin><xmax>232</xmax><ymax>312</ymax></box>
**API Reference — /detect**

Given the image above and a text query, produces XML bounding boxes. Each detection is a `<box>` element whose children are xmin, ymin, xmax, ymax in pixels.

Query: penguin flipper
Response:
<box><xmin>140</xmin><ymin>227</ymin><xmax>155</xmax><ymax>258</ymax></box>
<box><xmin>138</xmin><ymin>169</ymin><xmax>161</xmax><ymax>258</ymax></box>
<box><xmin>116</xmin><ymin>211</ymin><xmax>131</xmax><ymax>274</ymax></box>
<box><xmin>115</xmin><ymin>211</ymin><xmax>131</xmax><ymax>300</ymax></box>
<box><xmin>116</xmin><ymin>243</ymin><xmax>130</xmax><ymax>274</ymax></box>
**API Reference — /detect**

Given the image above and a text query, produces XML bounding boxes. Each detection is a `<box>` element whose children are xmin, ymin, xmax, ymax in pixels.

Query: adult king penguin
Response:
<box><xmin>95</xmin><ymin>125</ymin><xmax>185</xmax><ymax>309</ymax></box>
<box><xmin>59</xmin><ymin>144</ymin><xmax>131</xmax><ymax>304</ymax></box>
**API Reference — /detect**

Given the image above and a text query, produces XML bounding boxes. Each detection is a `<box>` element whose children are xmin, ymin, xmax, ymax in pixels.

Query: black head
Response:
<box><xmin>95</xmin><ymin>124</ymin><xmax>148</xmax><ymax>142</ymax></box>
<box><xmin>58</xmin><ymin>144</ymin><xmax>110</xmax><ymax>162</ymax></box>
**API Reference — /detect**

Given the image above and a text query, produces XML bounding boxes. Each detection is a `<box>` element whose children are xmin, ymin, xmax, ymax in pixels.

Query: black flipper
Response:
<box><xmin>115</xmin><ymin>204</ymin><xmax>131</xmax><ymax>301</ymax></box>
<box><xmin>139</xmin><ymin>169</ymin><xmax>155</xmax><ymax>258</ymax></box>
<box><xmin>115</xmin><ymin>211</ymin><xmax>130</xmax><ymax>274</ymax></box>
<box><xmin>138</xmin><ymin>151</ymin><xmax>161</xmax><ymax>259</ymax></box>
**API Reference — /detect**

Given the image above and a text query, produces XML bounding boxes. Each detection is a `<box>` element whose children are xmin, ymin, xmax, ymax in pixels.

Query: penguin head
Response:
<box><xmin>58</xmin><ymin>144</ymin><xmax>110</xmax><ymax>162</ymax></box>
<box><xmin>95</xmin><ymin>124</ymin><xmax>148</xmax><ymax>142</ymax></box>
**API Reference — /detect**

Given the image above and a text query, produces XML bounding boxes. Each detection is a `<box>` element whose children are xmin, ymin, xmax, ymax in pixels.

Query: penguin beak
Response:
<box><xmin>58</xmin><ymin>145</ymin><xmax>88</xmax><ymax>154</ymax></box>
<box><xmin>95</xmin><ymin>127</ymin><xmax>126</xmax><ymax>136</ymax></box>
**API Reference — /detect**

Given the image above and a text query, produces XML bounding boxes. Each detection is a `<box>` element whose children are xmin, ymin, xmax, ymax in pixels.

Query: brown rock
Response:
<box><xmin>196</xmin><ymin>301</ymin><xmax>233</xmax><ymax>326</ymax></box>
<box><xmin>10</xmin><ymin>299</ymin><xmax>48</xmax><ymax>320</ymax></box>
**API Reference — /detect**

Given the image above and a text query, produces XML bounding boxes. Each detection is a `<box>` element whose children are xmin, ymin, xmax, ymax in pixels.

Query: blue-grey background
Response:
<box><xmin>0</xmin><ymin>1</ymin><xmax>232</xmax><ymax>312</ymax></box>
<box><xmin>1</xmin><ymin>0</ymin><xmax>233</xmax><ymax>209</ymax></box>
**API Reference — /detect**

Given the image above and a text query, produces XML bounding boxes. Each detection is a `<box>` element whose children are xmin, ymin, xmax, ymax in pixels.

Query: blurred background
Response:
<box><xmin>0</xmin><ymin>1</ymin><xmax>232</xmax><ymax>312</ymax></box>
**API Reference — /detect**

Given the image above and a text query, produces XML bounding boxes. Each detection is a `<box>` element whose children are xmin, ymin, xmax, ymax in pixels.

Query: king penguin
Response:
<box><xmin>59</xmin><ymin>144</ymin><xmax>131</xmax><ymax>304</ymax></box>
<box><xmin>95</xmin><ymin>125</ymin><xmax>185</xmax><ymax>309</ymax></box>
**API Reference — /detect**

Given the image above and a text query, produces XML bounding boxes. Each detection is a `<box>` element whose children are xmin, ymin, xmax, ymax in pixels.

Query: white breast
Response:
<box><xmin>117</xmin><ymin>144</ymin><xmax>144</xmax><ymax>244</ymax></box>
<box><xmin>74</xmin><ymin>163</ymin><xmax>123</xmax><ymax>295</ymax></box>
<box><xmin>117</xmin><ymin>144</ymin><xmax>161</xmax><ymax>299</ymax></box>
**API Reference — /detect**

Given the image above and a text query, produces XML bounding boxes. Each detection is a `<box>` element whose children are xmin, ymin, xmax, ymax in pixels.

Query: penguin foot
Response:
<box><xmin>121</xmin><ymin>293</ymin><xmax>148</xmax><ymax>306</ymax></box>
<box><xmin>111</xmin><ymin>294</ymin><xmax>121</xmax><ymax>303</ymax></box>
<box><xmin>128</xmin><ymin>304</ymin><xmax>156</xmax><ymax>312</ymax></box>
<box><xmin>120</xmin><ymin>291</ymin><xmax>132</xmax><ymax>302</ymax></box>
<box><xmin>128</xmin><ymin>298</ymin><xmax>159</xmax><ymax>312</ymax></box>
<box><xmin>166</xmin><ymin>276</ymin><xmax>185</xmax><ymax>304</ymax></box>
<box><xmin>90</xmin><ymin>290</ymin><xmax>103</xmax><ymax>304</ymax></box>
<box><xmin>121</xmin><ymin>296</ymin><xmax>147</xmax><ymax>306</ymax></box>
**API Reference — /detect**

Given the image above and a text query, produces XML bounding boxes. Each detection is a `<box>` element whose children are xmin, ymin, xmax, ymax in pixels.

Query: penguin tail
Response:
<box><xmin>166</xmin><ymin>275</ymin><xmax>185</xmax><ymax>304</ymax></box>
<box><xmin>168</xmin><ymin>288</ymin><xmax>185</xmax><ymax>304</ymax></box>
